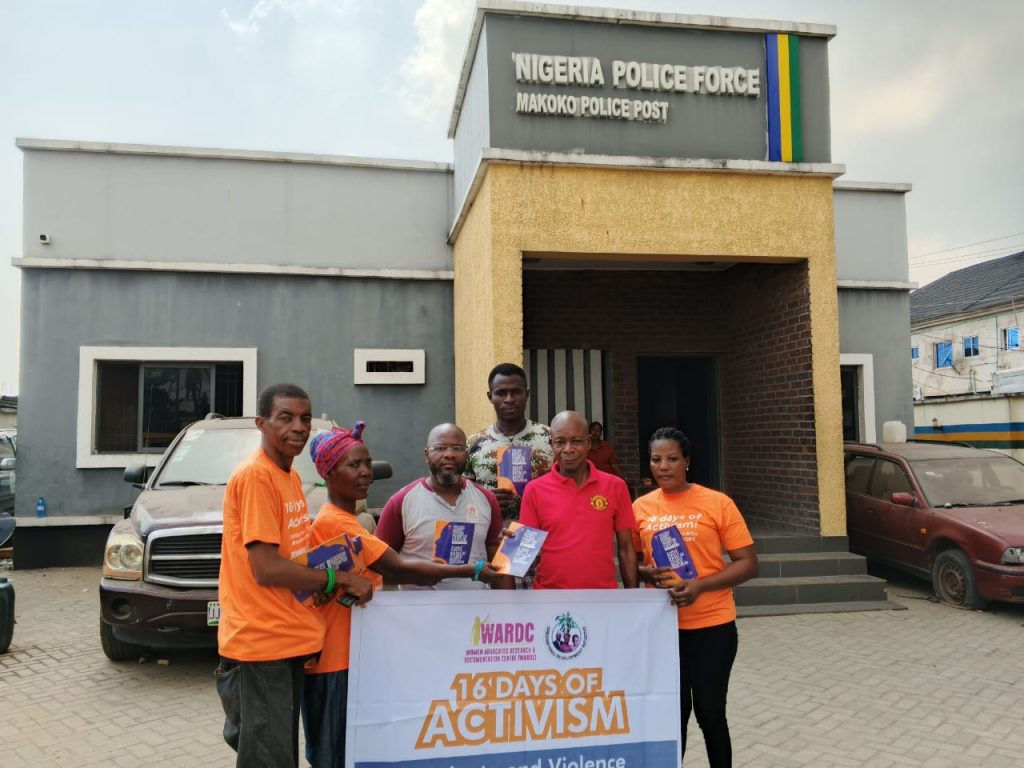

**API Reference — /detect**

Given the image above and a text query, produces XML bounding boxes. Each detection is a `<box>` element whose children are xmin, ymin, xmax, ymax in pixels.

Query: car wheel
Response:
<box><xmin>100</xmin><ymin>619</ymin><xmax>146</xmax><ymax>661</ymax></box>
<box><xmin>931</xmin><ymin>549</ymin><xmax>986</xmax><ymax>610</ymax></box>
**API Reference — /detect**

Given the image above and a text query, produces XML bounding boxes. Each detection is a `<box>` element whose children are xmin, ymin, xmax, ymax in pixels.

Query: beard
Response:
<box><xmin>431</xmin><ymin>466</ymin><xmax>462</xmax><ymax>488</ymax></box>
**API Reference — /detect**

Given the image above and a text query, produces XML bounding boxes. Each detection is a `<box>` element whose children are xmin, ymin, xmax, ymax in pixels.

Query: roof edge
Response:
<box><xmin>15</xmin><ymin>138</ymin><xmax>453</xmax><ymax>173</ymax></box>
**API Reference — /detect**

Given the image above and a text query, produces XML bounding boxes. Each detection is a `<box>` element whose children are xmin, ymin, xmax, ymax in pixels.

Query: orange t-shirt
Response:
<box><xmin>306</xmin><ymin>502</ymin><xmax>388</xmax><ymax>674</ymax></box>
<box><xmin>632</xmin><ymin>485</ymin><xmax>754</xmax><ymax>630</ymax></box>
<box><xmin>218</xmin><ymin>449</ymin><xmax>325</xmax><ymax>661</ymax></box>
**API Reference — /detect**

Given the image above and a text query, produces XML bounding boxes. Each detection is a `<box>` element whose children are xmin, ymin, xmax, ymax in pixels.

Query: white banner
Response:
<box><xmin>347</xmin><ymin>589</ymin><xmax>680</xmax><ymax>768</ymax></box>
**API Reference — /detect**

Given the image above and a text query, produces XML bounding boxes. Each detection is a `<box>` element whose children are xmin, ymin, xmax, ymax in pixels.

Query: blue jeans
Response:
<box><xmin>301</xmin><ymin>670</ymin><xmax>349</xmax><ymax>768</ymax></box>
<box><xmin>215</xmin><ymin>656</ymin><xmax>308</xmax><ymax>767</ymax></box>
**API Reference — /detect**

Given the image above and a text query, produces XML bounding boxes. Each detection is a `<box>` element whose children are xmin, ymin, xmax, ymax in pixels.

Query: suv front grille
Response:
<box><xmin>145</xmin><ymin>526</ymin><xmax>222</xmax><ymax>588</ymax></box>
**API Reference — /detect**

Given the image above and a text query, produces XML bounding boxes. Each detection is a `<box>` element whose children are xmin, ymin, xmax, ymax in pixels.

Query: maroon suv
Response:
<box><xmin>844</xmin><ymin>441</ymin><xmax>1024</xmax><ymax>609</ymax></box>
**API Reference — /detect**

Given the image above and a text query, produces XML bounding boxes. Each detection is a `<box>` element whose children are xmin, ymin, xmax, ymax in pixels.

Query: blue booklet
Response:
<box><xmin>493</xmin><ymin>522</ymin><xmax>547</xmax><ymax>578</ymax></box>
<box><xmin>291</xmin><ymin>533</ymin><xmax>363</xmax><ymax>603</ymax></box>
<box><xmin>497</xmin><ymin>445</ymin><xmax>532</xmax><ymax>496</ymax></box>
<box><xmin>651</xmin><ymin>526</ymin><xmax>699</xmax><ymax>581</ymax></box>
<box><xmin>433</xmin><ymin>521</ymin><xmax>475</xmax><ymax>566</ymax></box>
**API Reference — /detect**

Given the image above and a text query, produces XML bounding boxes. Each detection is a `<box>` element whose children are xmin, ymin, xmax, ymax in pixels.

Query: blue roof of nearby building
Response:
<box><xmin>910</xmin><ymin>250</ymin><xmax>1024</xmax><ymax>326</ymax></box>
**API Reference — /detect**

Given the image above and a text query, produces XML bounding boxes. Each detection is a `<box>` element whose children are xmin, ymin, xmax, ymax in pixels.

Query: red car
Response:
<box><xmin>844</xmin><ymin>441</ymin><xmax>1024</xmax><ymax>609</ymax></box>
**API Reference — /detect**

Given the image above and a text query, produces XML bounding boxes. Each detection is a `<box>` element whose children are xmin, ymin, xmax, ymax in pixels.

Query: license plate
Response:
<box><xmin>207</xmin><ymin>601</ymin><xmax>220</xmax><ymax>626</ymax></box>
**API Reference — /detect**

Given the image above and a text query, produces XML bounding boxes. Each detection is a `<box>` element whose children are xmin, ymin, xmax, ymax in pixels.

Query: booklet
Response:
<box><xmin>433</xmin><ymin>521</ymin><xmax>475</xmax><ymax>566</ymax></box>
<box><xmin>651</xmin><ymin>525</ymin><xmax>699</xmax><ymax>581</ymax></box>
<box><xmin>496</xmin><ymin>445</ymin><xmax>532</xmax><ymax>497</ymax></box>
<box><xmin>491</xmin><ymin>521</ymin><xmax>547</xmax><ymax>578</ymax></box>
<box><xmin>291</xmin><ymin>532</ymin><xmax>365</xmax><ymax>604</ymax></box>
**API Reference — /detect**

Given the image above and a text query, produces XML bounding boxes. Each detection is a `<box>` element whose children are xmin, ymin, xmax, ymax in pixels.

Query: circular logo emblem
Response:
<box><xmin>544</xmin><ymin>611</ymin><xmax>588</xmax><ymax>660</ymax></box>
<box><xmin>590</xmin><ymin>494</ymin><xmax>609</xmax><ymax>511</ymax></box>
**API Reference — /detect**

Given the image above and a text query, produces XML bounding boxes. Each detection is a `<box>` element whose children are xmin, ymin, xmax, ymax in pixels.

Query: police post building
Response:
<box><xmin>14</xmin><ymin>3</ymin><xmax>914</xmax><ymax>565</ymax></box>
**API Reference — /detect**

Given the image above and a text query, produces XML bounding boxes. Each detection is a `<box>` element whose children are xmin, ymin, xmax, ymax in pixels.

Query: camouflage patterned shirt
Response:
<box><xmin>464</xmin><ymin>420</ymin><xmax>553</xmax><ymax>521</ymax></box>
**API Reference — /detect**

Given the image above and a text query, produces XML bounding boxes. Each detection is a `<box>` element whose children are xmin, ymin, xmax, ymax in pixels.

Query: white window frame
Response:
<box><xmin>840</xmin><ymin>353</ymin><xmax>877</xmax><ymax>443</ymax></box>
<box><xmin>77</xmin><ymin>346</ymin><xmax>258</xmax><ymax>468</ymax></box>
<box><xmin>353</xmin><ymin>348</ymin><xmax>426</xmax><ymax>385</ymax></box>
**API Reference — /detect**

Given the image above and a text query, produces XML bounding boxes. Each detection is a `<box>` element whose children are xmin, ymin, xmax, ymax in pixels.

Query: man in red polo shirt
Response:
<box><xmin>519</xmin><ymin>410</ymin><xmax>638</xmax><ymax>589</ymax></box>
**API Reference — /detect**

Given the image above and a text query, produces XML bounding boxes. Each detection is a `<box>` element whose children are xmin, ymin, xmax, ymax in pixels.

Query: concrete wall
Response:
<box><xmin>453</xmin><ymin>24</ymin><xmax>491</xmax><ymax>225</ymax></box>
<box><xmin>21</xmin><ymin>144</ymin><xmax>453</xmax><ymax>272</ymax></box>
<box><xmin>914</xmin><ymin>393</ymin><xmax>1024</xmax><ymax>462</ymax></box>
<box><xmin>15</xmin><ymin>268</ymin><xmax>455</xmax><ymax>519</ymax></box>
<box><xmin>834</xmin><ymin>186</ymin><xmax>910</xmax><ymax>282</ymax></box>
<box><xmin>838</xmin><ymin>289</ymin><xmax>914</xmax><ymax>434</ymax></box>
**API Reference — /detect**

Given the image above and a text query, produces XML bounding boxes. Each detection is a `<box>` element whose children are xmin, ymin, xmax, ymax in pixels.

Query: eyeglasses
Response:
<box><xmin>551</xmin><ymin>438</ymin><xmax>588</xmax><ymax>450</ymax></box>
<box><xmin>427</xmin><ymin>444</ymin><xmax>468</xmax><ymax>455</ymax></box>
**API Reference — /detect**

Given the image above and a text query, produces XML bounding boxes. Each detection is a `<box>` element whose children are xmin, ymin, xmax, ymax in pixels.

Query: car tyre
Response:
<box><xmin>100</xmin><ymin>619</ymin><xmax>146</xmax><ymax>661</ymax></box>
<box><xmin>931</xmin><ymin>549</ymin><xmax>986</xmax><ymax>610</ymax></box>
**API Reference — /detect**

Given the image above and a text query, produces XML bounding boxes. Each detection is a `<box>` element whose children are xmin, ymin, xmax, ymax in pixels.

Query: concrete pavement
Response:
<box><xmin>1</xmin><ymin>565</ymin><xmax>1022</xmax><ymax>767</ymax></box>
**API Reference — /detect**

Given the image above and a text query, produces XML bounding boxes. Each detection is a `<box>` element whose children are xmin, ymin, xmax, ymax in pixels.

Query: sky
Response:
<box><xmin>1</xmin><ymin>0</ymin><xmax>1022</xmax><ymax>395</ymax></box>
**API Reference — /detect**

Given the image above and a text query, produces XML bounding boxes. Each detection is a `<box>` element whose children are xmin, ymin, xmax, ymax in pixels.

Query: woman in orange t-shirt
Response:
<box><xmin>301</xmin><ymin>422</ymin><xmax>499</xmax><ymax>768</ymax></box>
<box><xmin>631</xmin><ymin>427</ymin><xmax>759</xmax><ymax>768</ymax></box>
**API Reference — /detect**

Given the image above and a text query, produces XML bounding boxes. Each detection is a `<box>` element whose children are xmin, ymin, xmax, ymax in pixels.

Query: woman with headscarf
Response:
<box><xmin>301</xmin><ymin>421</ymin><xmax>499</xmax><ymax>768</ymax></box>
<box><xmin>631</xmin><ymin>427</ymin><xmax>759</xmax><ymax>768</ymax></box>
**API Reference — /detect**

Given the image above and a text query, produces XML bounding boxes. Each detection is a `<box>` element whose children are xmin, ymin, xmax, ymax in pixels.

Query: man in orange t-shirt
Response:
<box><xmin>215</xmin><ymin>384</ymin><xmax>374</xmax><ymax>768</ymax></box>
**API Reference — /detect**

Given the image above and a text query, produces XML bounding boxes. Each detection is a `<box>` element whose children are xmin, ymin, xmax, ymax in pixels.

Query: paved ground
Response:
<box><xmin>1</xmin><ymin>565</ymin><xmax>1023</xmax><ymax>767</ymax></box>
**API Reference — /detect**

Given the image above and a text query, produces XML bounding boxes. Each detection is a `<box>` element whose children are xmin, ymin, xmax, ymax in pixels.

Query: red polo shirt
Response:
<box><xmin>519</xmin><ymin>461</ymin><xmax>635</xmax><ymax>589</ymax></box>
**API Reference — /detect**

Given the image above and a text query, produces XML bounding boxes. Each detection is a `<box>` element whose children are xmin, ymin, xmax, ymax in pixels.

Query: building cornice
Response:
<box><xmin>449</xmin><ymin>148</ymin><xmax>845</xmax><ymax>243</ymax></box>
<box><xmin>13</xmin><ymin>256</ymin><xmax>454</xmax><ymax>282</ymax></box>
<box><xmin>16</xmin><ymin>138</ymin><xmax>452</xmax><ymax>173</ymax></box>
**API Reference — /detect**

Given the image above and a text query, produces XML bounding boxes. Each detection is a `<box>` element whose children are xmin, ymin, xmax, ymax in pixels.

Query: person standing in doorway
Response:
<box><xmin>587</xmin><ymin>420</ymin><xmax>623</xmax><ymax>478</ymax></box>
<box><xmin>464</xmin><ymin>363</ymin><xmax>553</xmax><ymax>523</ymax></box>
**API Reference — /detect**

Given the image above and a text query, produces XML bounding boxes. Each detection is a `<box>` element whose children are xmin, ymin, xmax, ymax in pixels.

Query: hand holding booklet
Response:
<box><xmin>291</xmin><ymin>533</ymin><xmax>367</xmax><ymax>604</ymax></box>
<box><xmin>651</xmin><ymin>525</ymin><xmax>699</xmax><ymax>581</ymax></box>
<box><xmin>491</xmin><ymin>521</ymin><xmax>547</xmax><ymax>578</ymax></box>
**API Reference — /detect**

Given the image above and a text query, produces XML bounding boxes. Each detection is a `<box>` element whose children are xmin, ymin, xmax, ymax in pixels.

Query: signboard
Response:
<box><xmin>347</xmin><ymin>590</ymin><xmax>680</xmax><ymax>768</ymax></box>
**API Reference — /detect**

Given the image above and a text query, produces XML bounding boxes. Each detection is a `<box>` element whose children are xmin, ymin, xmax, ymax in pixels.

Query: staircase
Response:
<box><xmin>735</xmin><ymin>534</ymin><xmax>903</xmax><ymax>617</ymax></box>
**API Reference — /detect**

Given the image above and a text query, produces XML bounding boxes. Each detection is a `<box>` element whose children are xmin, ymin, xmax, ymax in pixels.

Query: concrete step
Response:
<box><xmin>756</xmin><ymin>551</ymin><xmax>868</xmax><ymax>578</ymax></box>
<box><xmin>738</xmin><ymin>599</ymin><xmax>905</xmax><ymax>618</ymax></box>
<box><xmin>754</xmin><ymin>534</ymin><xmax>851</xmax><ymax>555</ymax></box>
<box><xmin>735</xmin><ymin>573</ymin><xmax>889</xmax><ymax>607</ymax></box>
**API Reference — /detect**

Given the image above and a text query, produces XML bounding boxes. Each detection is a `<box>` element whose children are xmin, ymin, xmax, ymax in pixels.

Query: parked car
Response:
<box><xmin>0</xmin><ymin>428</ymin><xmax>16</xmax><ymax>518</ymax></box>
<box><xmin>99</xmin><ymin>414</ymin><xmax>390</xmax><ymax>661</ymax></box>
<box><xmin>844</xmin><ymin>441</ymin><xmax>1024</xmax><ymax>609</ymax></box>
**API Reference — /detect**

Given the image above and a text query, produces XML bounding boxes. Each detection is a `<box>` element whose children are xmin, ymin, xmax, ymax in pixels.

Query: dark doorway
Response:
<box><xmin>840</xmin><ymin>365</ymin><xmax>860</xmax><ymax>441</ymax></box>
<box><xmin>637</xmin><ymin>356</ymin><xmax>720</xmax><ymax>489</ymax></box>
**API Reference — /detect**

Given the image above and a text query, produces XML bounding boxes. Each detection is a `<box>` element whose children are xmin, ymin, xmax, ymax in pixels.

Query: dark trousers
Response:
<box><xmin>301</xmin><ymin>670</ymin><xmax>349</xmax><ymax>768</ymax></box>
<box><xmin>679</xmin><ymin>621</ymin><xmax>739</xmax><ymax>768</ymax></box>
<box><xmin>215</xmin><ymin>656</ymin><xmax>308</xmax><ymax>768</ymax></box>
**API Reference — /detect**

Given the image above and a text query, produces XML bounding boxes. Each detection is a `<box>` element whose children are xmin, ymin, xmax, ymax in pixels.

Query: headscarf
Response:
<box><xmin>309</xmin><ymin>421</ymin><xmax>366</xmax><ymax>479</ymax></box>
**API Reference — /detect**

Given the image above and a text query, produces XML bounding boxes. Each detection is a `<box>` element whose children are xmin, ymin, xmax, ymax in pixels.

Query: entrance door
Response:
<box><xmin>636</xmin><ymin>356</ymin><xmax>720</xmax><ymax>489</ymax></box>
<box><xmin>840</xmin><ymin>365</ymin><xmax>860</xmax><ymax>442</ymax></box>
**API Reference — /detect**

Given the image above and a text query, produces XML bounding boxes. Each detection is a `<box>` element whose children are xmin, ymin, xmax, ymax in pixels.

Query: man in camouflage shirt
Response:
<box><xmin>464</xmin><ymin>362</ymin><xmax>553</xmax><ymax>523</ymax></box>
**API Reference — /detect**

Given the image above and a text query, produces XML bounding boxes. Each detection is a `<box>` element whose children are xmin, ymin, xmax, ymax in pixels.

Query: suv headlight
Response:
<box><xmin>1001</xmin><ymin>547</ymin><xmax>1024</xmax><ymax>565</ymax></box>
<box><xmin>103</xmin><ymin>531</ymin><xmax>144</xmax><ymax>579</ymax></box>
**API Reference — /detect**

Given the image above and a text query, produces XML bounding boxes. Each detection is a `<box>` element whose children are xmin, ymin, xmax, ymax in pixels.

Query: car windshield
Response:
<box><xmin>154</xmin><ymin>426</ymin><xmax>323</xmax><ymax>487</ymax></box>
<box><xmin>0</xmin><ymin>435</ymin><xmax>13</xmax><ymax>459</ymax></box>
<box><xmin>911</xmin><ymin>455</ymin><xmax>1024</xmax><ymax>507</ymax></box>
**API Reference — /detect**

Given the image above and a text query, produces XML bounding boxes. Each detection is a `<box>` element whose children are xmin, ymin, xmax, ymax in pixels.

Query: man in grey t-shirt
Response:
<box><xmin>375</xmin><ymin>423</ymin><xmax>514</xmax><ymax>590</ymax></box>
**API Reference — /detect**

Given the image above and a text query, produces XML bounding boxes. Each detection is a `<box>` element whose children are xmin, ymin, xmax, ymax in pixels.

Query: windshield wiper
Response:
<box><xmin>991</xmin><ymin>499</ymin><xmax>1024</xmax><ymax>505</ymax></box>
<box><xmin>156</xmin><ymin>480</ymin><xmax>215</xmax><ymax>488</ymax></box>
